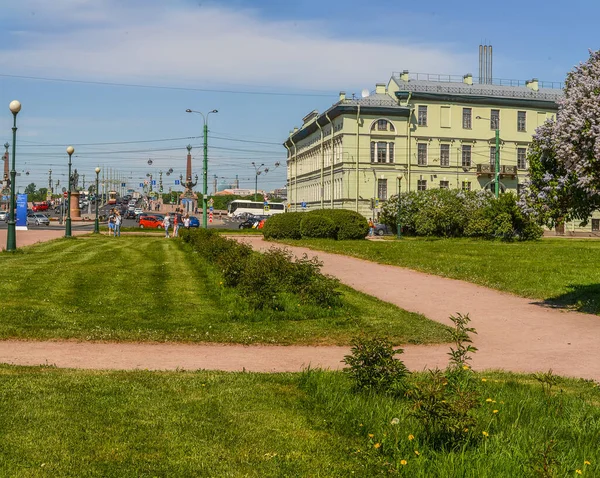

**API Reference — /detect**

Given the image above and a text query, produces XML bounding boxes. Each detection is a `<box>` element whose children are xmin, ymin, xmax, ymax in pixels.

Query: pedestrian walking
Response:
<box><xmin>173</xmin><ymin>212</ymin><xmax>179</xmax><ymax>237</ymax></box>
<box><xmin>108</xmin><ymin>209</ymin><xmax>116</xmax><ymax>236</ymax></box>
<box><xmin>114</xmin><ymin>211</ymin><xmax>122</xmax><ymax>237</ymax></box>
<box><xmin>162</xmin><ymin>213</ymin><xmax>171</xmax><ymax>238</ymax></box>
<box><xmin>184</xmin><ymin>214</ymin><xmax>190</xmax><ymax>229</ymax></box>
<box><xmin>368</xmin><ymin>218</ymin><xmax>374</xmax><ymax>237</ymax></box>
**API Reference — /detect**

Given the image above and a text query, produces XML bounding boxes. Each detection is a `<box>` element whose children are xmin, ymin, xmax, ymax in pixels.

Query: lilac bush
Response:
<box><xmin>519</xmin><ymin>50</ymin><xmax>600</xmax><ymax>225</ymax></box>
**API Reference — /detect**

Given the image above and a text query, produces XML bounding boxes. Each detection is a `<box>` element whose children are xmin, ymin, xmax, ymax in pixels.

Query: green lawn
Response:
<box><xmin>277</xmin><ymin>237</ymin><xmax>600</xmax><ymax>314</ymax></box>
<box><xmin>1</xmin><ymin>365</ymin><xmax>598</xmax><ymax>477</ymax></box>
<box><xmin>0</xmin><ymin>236</ymin><xmax>449</xmax><ymax>345</ymax></box>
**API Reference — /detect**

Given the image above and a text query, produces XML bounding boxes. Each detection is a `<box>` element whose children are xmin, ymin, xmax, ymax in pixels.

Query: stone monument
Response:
<box><xmin>179</xmin><ymin>145</ymin><xmax>198</xmax><ymax>213</ymax></box>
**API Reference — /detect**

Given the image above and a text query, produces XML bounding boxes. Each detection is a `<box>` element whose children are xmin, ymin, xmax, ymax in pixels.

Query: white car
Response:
<box><xmin>26</xmin><ymin>213</ymin><xmax>50</xmax><ymax>226</ymax></box>
<box><xmin>0</xmin><ymin>210</ymin><xmax>8</xmax><ymax>221</ymax></box>
<box><xmin>134</xmin><ymin>208</ymin><xmax>144</xmax><ymax>216</ymax></box>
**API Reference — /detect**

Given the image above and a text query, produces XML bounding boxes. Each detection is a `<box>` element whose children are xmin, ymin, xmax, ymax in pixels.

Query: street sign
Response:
<box><xmin>174</xmin><ymin>180</ymin><xmax>180</xmax><ymax>185</ymax></box>
<box><xmin>121</xmin><ymin>183</ymin><xmax>126</xmax><ymax>187</ymax></box>
<box><xmin>2</xmin><ymin>196</ymin><xmax>7</xmax><ymax>201</ymax></box>
<box><xmin>63</xmin><ymin>191</ymin><xmax>68</xmax><ymax>198</ymax></box>
<box><xmin>209</xmin><ymin>212</ymin><xmax>213</xmax><ymax>223</ymax></box>
<box><xmin>208</xmin><ymin>198</ymin><xmax>214</xmax><ymax>206</ymax></box>
<box><xmin>151</xmin><ymin>180</ymin><xmax>156</xmax><ymax>186</ymax></box>
<box><xmin>301</xmin><ymin>201</ymin><xmax>307</xmax><ymax>208</ymax></box>
<box><xmin>209</xmin><ymin>206</ymin><xmax>214</xmax><ymax>212</ymax></box>
<box><xmin>264</xmin><ymin>205</ymin><xmax>270</xmax><ymax>212</ymax></box>
<box><xmin>139</xmin><ymin>183</ymin><xmax>143</xmax><ymax>188</ymax></box>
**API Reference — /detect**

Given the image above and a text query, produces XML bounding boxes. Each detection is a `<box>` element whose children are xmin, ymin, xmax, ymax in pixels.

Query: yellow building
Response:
<box><xmin>284</xmin><ymin>71</ymin><xmax>564</xmax><ymax>220</ymax></box>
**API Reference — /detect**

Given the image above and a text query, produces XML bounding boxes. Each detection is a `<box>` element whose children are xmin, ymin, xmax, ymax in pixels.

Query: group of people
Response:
<box><xmin>107</xmin><ymin>209</ymin><xmax>122</xmax><ymax>237</ymax></box>
<box><xmin>162</xmin><ymin>211</ymin><xmax>191</xmax><ymax>238</ymax></box>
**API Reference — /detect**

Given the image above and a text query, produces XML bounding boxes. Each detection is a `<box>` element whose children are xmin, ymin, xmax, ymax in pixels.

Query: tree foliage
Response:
<box><xmin>519</xmin><ymin>50</ymin><xmax>600</xmax><ymax>225</ymax></box>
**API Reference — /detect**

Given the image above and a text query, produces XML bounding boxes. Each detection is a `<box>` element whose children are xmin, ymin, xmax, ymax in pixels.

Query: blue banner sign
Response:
<box><xmin>16</xmin><ymin>194</ymin><xmax>28</xmax><ymax>228</ymax></box>
<box><xmin>174</xmin><ymin>180</ymin><xmax>180</xmax><ymax>185</ymax></box>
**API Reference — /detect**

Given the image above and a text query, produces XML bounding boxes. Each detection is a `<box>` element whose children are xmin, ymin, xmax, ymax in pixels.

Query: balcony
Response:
<box><xmin>477</xmin><ymin>164</ymin><xmax>518</xmax><ymax>178</ymax></box>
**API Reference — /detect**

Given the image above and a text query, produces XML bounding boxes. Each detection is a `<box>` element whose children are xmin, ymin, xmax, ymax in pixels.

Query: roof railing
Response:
<box><xmin>391</xmin><ymin>72</ymin><xmax>563</xmax><ymax>90</ymax></box>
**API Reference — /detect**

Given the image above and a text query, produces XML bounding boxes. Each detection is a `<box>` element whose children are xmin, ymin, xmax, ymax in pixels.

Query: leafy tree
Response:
<box><xmin>24</xmin><ymin>183</ymin><xmax>37</xmax><ymax>195</ymax></box>
<box><xmin>520</xmin><ymin>50</ymin><xmax>600</xmax><ymax>225</ymax></box>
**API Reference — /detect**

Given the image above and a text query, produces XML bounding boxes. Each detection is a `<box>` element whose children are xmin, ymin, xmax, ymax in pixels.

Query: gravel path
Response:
<box><xmin>1</xmin><ymin>233</ymin><xmax>599</xmax><ymax>381</ymax></box>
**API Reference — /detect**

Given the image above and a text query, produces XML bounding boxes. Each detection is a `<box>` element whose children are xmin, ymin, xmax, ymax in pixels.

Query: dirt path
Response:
<box><xmin>1</xmin><ymin>233</ymin><xmax>599</xmax><ymax>381</ymax></box>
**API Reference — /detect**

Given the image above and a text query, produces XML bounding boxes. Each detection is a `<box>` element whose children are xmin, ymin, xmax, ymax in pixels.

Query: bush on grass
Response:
<box><xmin>262</xmin><ymin>212</ymin><xmax>304</xmax><ymax>239</ymax></box>
<box><xmin>310</xmin><ymin>209</ymin><xmax>369</xmax><ymax>240</ymax></box>
<box><xmin>300</xmin><ymin>215</ymin><xmax>336</xmax><ymax>239</ymax></box>
<box><xmin>380</xmin><ymin>189</ymin><xmax>542</xmax><ymax>241</ymax></box>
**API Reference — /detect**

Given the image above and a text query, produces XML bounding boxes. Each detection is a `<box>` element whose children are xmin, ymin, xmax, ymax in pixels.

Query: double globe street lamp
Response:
<box><xmin>185</xmin><ymin>108</ymin><xmax>218</xmax><ymax>229</ymax></box>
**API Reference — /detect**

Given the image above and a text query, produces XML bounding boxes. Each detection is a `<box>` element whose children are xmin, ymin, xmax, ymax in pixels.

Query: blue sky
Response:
<box><xmin>0</xmin><ymin>0</ymin><xmax>597</xmax><ymax>194</ymax></box>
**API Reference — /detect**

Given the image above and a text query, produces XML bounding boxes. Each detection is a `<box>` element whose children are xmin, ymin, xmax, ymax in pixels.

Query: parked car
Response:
<box><xmin>188</xmin><ymin>216</ymin><xmax>200</xmax><ymax>228</ymax></box>
<box><xmin>139</xmin><ymin>215</ymin><xmax>163</xmax><ymax>229</ymax></box>
<box><xmin>256</xmin><ymin>218</ymin><xmax>267</xmax><ymax>229</ymax></box>
<box><xmin>124</xmin><ymin>210</ymin><xmax>136</xmax><ymax>220</ymax></box>
<box><xmin>374</xmin><ymin>223</ymin><xmax>389</xmax><ymax>236</ymax></box>
<box><xmin>134</xmin><ymin>207</ymin><xmax>144</xmax><ymax>216</ymax></box>
<box><xmin>26</xmin><ymin>213</ymin><xmax>50</xmax><ymax>226</ymax></box>
<box><xmin>238</xmin><ymin>217</ymin><xmax>261</xmax><ymax>229</ymax></box>
<box><xmin>31</xmin><ymin>202</ymin><xmax>49</xmax><ymax>212</ymax></box>
<box><xmin>0</xmin><ymin>210</ymin><xmax>8</xmax><ymax>221</ymax></box>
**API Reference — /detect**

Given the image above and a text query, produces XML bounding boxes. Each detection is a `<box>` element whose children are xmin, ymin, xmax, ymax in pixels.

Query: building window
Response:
<box><xmin>440</xmin><ymin>180</ymin><xmax>449</xmax><ymax>189</ymax></box>
<box><xmin>461</xmin><ymin>145</ymin><xmax>472</xmax><ymax>168</ymax></box>
<box><xmin>489</xmin><ymin>146</ymin><xmax>498</xmax><ymax>166</ymax></box>
<box><xmin>592</xmin><ymin>219</ymin><xmax>600</xmax><ymax>232</ymax></box>
<box><xmin>490</xmin><ymin>109</ymin><xmax>500</xmax><ymax>130</ymax></box>
<box><xmin>377</xmin><ymin>179</ymin><xmax>388</xmax><ymax>200</ymax></box>
<box><xmin>440</xmin><ymin>144</ymin><xmax>450</xmax><ymax>167</ymax></box>
<box><xmin>462</xmin><ymin>181</ymin><xmax>471</xmax><ymax>191</ymax></box>
<box><xmin>377</xmin><ymin>119</ymin><xmax>388</xmax><ymax>131</ymax></box>
<box><xmin>517</xmin><ymin>148</ymin><xmax>527</xmax><ymax>170</ymax></box>
<box><xmin>417</xmin><ymin>143</ymin><xmax>428</xmax><ymax>166</ymax></box>
<box><xmin>377</xmin><ymin>142</ymin><xmax>387</xmax><ymax>163</ymax></box>
<box><xmin>370</xmin><ymin>142</ymin><xmax>393</xmax><ymax>163</ymax></box>
<box><xmin>517</xmin><ymin>111</ymin><xmax>526</xmax><ymax>132</ymax></box>
<box><xmin>417</xmin><ymin>179</ymin><xmax>427</xmax><ymax>191</ymax></box>
<box><xmin>418</xmin><ymin>106</ymin><xmax>428</xmax><ymax>126</ymax></box>
<box><xmin>463</xmin><ymin>108</ymin><xmax>472</xmax><ymax>129</ymax></box>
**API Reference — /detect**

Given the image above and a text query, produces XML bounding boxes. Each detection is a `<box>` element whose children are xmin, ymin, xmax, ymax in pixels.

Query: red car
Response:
<box><xmin>139</xmin><ymin>215</ymin><xmax>163</xmax><ymax>229</ymax></box>
<box><xmin>32</xmin><ymin>202</ymin><xmax>49</xmax><ymax>212</ymax></box>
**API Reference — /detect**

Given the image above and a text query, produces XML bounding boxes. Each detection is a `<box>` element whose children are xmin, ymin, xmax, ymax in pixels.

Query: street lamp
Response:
<box><xmin>65</xmin><ymin>146</ymin><xmax>75</xmax><ymax>237</ymax></box>
<box><xmin>476</xmin><ymin>115</ymin><xmax>500</xmax><ymax>198</ymax></box>
<box><xmin>396</xmin><ymin>174</ymin><xmax>403</xmax><ymax>238</ymax></box>
<box><xmin>252</xmin><ymin>162</ymin><xmax>266</xmax><ymax>201</ymax></box>
<box><xmin>94</xmin><ymin>167</ymin><xmax>101</xmax><ymax>234</ymax></box>
<box><xmin>186</xmin><ymin>108</ymin><xmax>218</xmax><ymax>229</ymax></box>
<box><xmin>6</xmin><ymin>100</ymin><xmax>21</xmax><ymax>252</ymax></box>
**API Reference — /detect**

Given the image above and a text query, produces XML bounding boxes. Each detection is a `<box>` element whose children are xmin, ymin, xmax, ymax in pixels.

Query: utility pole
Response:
<box><xmin>494</xmin><ymin>128</ymin><xmax>500</xmax><ymax>198</ymax></box>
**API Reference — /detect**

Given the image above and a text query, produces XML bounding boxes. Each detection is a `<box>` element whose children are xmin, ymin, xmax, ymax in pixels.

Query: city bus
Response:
<box><xmin>108</xmin><ymin>191</ymin><xmax>118</xmax><ymax>205</ymax></box>
<box><xmin>227</xmin><ymin>200</ymin><xmax>285</xmax><ymax>218</ymax></box>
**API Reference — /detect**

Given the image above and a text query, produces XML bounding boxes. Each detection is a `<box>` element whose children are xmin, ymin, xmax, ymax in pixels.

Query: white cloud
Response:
<box><xmin>1</xmin><ymin>2</ymin><xmax>471</xmax><ymax>90</ymax></box>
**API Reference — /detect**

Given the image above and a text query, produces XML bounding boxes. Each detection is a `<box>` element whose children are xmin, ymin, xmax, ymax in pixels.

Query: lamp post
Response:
<box><xmin>476</xmin><ymin>116</ymin><xmax>500</xmax><ymax>198</ymax></box>
<box><xmin>65</xmin><ymin>145</ymin><xmax>74</xmax><ymax>237</ymax></box>
<box><xmin>6</xmin><ymin>100</ymin><xmax>21</xmax><ymax>252</ymax></box>
<box><xmin>252</xmin><ymin>162</ymin><xmax>266</xmax><ymax>201</ymax></box>
<box><xmin>186</xmin><ymin>108</ymin><xmax>218</xmax><ymax>228</ymax></box>
<box><xmin>94</xmin><ymin>167</ymin><xmax>101</xmax><ymax>234</ymax></box>
<box><xmin>396</xmin><ymin>174</ymin><xmax>403</xmax><ymax>238</ymax></box>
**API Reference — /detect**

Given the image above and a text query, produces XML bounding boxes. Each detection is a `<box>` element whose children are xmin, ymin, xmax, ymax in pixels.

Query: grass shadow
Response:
<box><xmin>539</xmin><ymin>283</ymin><xmax>600</xmax><ymax>315</ymax></box>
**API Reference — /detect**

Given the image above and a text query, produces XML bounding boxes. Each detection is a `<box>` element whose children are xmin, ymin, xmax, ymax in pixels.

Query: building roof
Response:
<box><xmin>390</xmin><ymin>74</ymin><xmax>562</xmax><ymax>108</ymax></box>
<box><xmin>341</xmin><ymin>93</ymin><xmax>406</xmax><ymax>108</ymax></box>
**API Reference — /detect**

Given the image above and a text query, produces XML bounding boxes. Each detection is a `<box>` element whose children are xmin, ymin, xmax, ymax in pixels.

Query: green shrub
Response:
<box><xmin>343</xmin><ymin>336</ymin><xmax>408</xmax><ymax>392</ymax></box>
<box><xmin>262</xmin><ymin>212</ymin><xmax>304</xmax><ymax>239</ymax></box>
<box><xmin>310</xmin><ymin>209</ymin><xmax>369</xmax><ymax>240</ymax></box>
<box><xmin>300</xmin><ymin>215</ymin><xmax>336</xmax><ymax>239</ymax></box>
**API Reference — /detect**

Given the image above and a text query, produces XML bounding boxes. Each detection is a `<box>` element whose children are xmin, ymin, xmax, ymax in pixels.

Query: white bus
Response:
<box><xmin>227</xmin><ymin>200</ymin><xmax>285</xmax><ymax>218</ymax></box>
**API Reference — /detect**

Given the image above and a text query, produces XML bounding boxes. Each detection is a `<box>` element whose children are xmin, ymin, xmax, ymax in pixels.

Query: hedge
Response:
<box><xmin>300</xmin><ymin>215</ymin><xmax>336</xmax><ymax>239</ymax></box>
<box><xmin>262</xmin><ymin>209</ymin><xmax>369</xmax><ymax>240</ymax></box>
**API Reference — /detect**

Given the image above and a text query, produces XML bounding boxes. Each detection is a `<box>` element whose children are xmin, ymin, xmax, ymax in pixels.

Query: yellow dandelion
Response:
<box><xmin>500</xmin><ymin>401</ymin><xmax>505</xmax><ymax>404</ymax></box>
<box><xmin>400</xmin><ymin>460</ymin><xmax>407</xmax><ymax>466</ymax></box>
<box><xmin>584</xmin><ymin>461</ymin><xmax>591</xmax><ymax>465</ymax></box>
<box><xmin>482</xmin><ymin>431</ymin><xmax>489</xmax><ymax>437</ymax></box>
<box><xmin>374</xmin><ymin>443</ymin><xmax>381</xmax><ymax>449</ymax></box>
<box><xmin>486</xmin><ymin>398</ymin><xmax>493</xmax><ymax>402</ymax></box>
<box><xmin>576</xmin><ymin>470</ymin><xmax>582</xmax><ymax>475</ymax></box>
<box><xmin>481</xmin><ymin>378</ymin><xmax>487</xmax><ymax>382</ymax></box>
<box><xmin>462</xmin><ymin>365</ymin><xmax>470</xmax><ymax>370</ymax></box>
<box><xmin>368</xmin><ymin>433</ymin><xmax>374</xmax><ymax>438</ymax></box>
<box><xmin>463</xmin><ymin>428</ymin><xmax>469</xmax><ymax>432</ymax></box>
<box><xmin>414</xmin><ymin>450</ymin><xmax>420</xmax><ymax>456</ymax></box>
<box><xmin>493</xmin><ymin>410</ymin><xmax>499</xmax><ymax>414</ymax></box>
<box><xmin>408</xmin><ymin>434</ymin><xmax>415</xmax><ymax>441</ymax></box>
<box><xmin>359</xmin><ymin>423</ymin><xmax>363</xmax><ymax>427</ymax></box>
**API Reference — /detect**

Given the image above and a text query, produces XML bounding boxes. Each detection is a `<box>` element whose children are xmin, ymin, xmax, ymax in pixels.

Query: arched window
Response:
<box><xmin>370</xmin><ymin>119</ymin><xmax>396</xmax><ymax>132</ymax></box>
